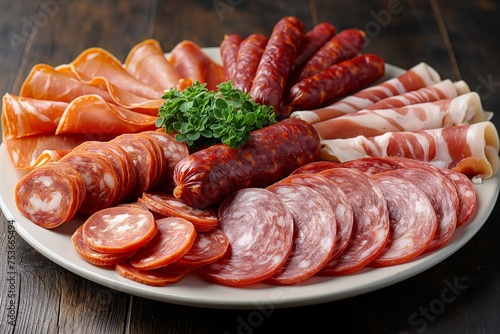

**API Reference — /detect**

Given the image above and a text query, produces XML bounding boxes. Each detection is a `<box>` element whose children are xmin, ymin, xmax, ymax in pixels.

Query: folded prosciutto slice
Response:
<box><xmin>320</xmin><ymin>121</ymin><xmax>500</xmax><ymax>179</ymax></box>
<box><xmin>290</xmin><ymin>62</ymin><xmax>441</xmax><ymax>123</ymax></box>
<box><xmin>20</xmin><ymin>64</ymin><xmax>163</xmax><ymax>115</ymax></box>
<box><xmin>169</xmin><ymin>40</ymin><xmax>226</xmax><ymax>91</ymax></box>
<box><xmin>313</xmin><ymin>92</ymin><xmax>486</xmax><ymax>140</ymax></box>
<box><xmin>124</xmin><ymin>39</ymin><xmax>181</xmax><ymax>92</ymax></box>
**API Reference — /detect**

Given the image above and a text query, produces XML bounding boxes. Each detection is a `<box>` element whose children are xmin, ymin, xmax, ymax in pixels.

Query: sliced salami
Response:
<box><xmin>15</xmin><ymin>161</ymin><xmax>86</xmax><ymax>228</ymax></box>
<box><xmin>130</xmin><ymin>217</ymin><xmax>196</xmax><ymax>270</ymax></box>
<box><xmin>72</xmin><ymin>225</ymin><xmax>136</xmax><ymax>266</ymax></box>
<box><xmin>342</xmin><ymin>156</ymin><xmax>402</xmax><ymax>175</ymax></box>
<box><xmin>370</xmin><ymin>174</ymin><xmax>438</xmax><ymax>266</ymax></box>
<box><xmin>318</xmin><ymin>168</ymin><xmax>390</xmax><ymax>275</ymax></box>
<box><xmin>380</xmin><ymin>166</ymin><xmax>459</xmax><ymax>252</ymax></box>
<box><xmin>60</xmin><ymin>152</ymin><xmax>120</xmax><ymax>214</ymax></box>
<box><xmin>280</xmin><ymin>173</ymin><xmax>353</xmax><ymax>261</ymax></box>
<box><xmin>291</xmin><ymin>160</ymin><xmax>343</xmax><ymax>175</ymax></box>
<box><xmin>140</xmin><ymin>191</ymin><xmax>219</xmax><ymax>232</ymax></box>
<box><xmin>266</xmin><ymin>183</ymin><xmax>337</xmax><ymax>285</ymax></box>
<box><xmin>199</xmin><ymin>188</ymin><xmax>294</xmax><ymax>286</ymax></box>
<box><xmin>115</xmin><ymin>262</ymin><xmax>185</xmax><ymax>287</ymax></box>
<box><xmin>82</xmin><ymin>206</ymin><xmax>157</xmax><ymax>254</ymax></box>
<box><xmin>170</xmin><ymin>229</ymin><xmax>229</xmax><ymax>269</ymax></box>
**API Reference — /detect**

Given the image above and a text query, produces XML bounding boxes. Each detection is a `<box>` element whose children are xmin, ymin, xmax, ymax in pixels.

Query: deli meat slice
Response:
<box><xmin>82</xmin><ymin>206</ymin><xmax>157</xmax><ymax>254</ymax></box>
<box><xmin>280</xmin><ymin>173</ymin><xmax>353</xmax><ymax>261</ymax></box>
<box><xmin>370</xmin><ymin>174</ymin><xmax>438</xmax><ymax>266</ymax></box>
<box><xmin>290</xmin><ymin>62</ymin><xmax>441</xmax><ymax>123</ymax></box>
<box><xmin>129</xmin><ymin>217</ymin><xmax>196</xmax><ymax>270</ymax></box>
<box><xmin>320</xmin><ymin>121</ymin><xmax>500</xmax><ymax>179</ymax></box>
<box><xmin>380</xmin><ymin>167</ymin><xmax>459</xmax><ymax>253</ymax></box>
<box><xmin>199</xmin><ymin>188</ymin><xmax>294</xmax><ymax>286</ymax></box>
<box><xmin>15</xmin><ymin>161</ymin><xmax>86</xmax><ymax>228</ymax></box>
<box><xmin>313</xmin><ymin>92</ymin><xmax>486</xmax><ymax>140</ymax></box>
<box><xmin>115</xmin><ymin>262</ymin><xmax>184</xmax><ymax>287</ymax></box>
<box><xmin>318</xmin><ymin>168</ymin><xmax>390</xmax><ymax>275</ymax></box>
<box><xmin>366</xmin><ymin>79</ymin><xmax>470</xmax><ymax>110</ymax></box>
<box><xmin>266</xmin><ymin>183</ymin><xmax>337</xmax><ymax>285</ymax></box>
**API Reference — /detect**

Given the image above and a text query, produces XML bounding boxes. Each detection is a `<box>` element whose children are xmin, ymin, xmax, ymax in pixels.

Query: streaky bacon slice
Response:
<box><xmin>290</xmin><ymin>62</ymin><xmax>441</xmax><ymax>123</ymax></box>
<box><xmin>55</xmin><ymin>94</ymin><xmax>158</xmax><ymax>135</ymax></box>
<box><xmin>124</xmin><ymin>39</ymin><xmax>181</xmax><ymax>92</ymax></box>
<box><xmin>313</xmin><ymin>92</ymin><xmax>487</xmax><ymax>140</ymax></box>
<box><xmin>20</xmin><ymin>64</ymin><xmax>163</xmax><ymax>115</ymax></box>
<box><xmin>320</xmin><ymin>121</ymin><xmax>500</xmax><ymax>179</ymax></box>
<box><xmin>366</xmin><ymin>79</ymin><xmax>470</xmax><ymax>110</ymax></box>
<box><xmin>64</xmin><ymin>47</ymin><xmax>164</xmax><ymax>100</ymax></box>
<box><xmin>2</xmin><ymin>93</ymin><xmax>68</xmax><ymax>139</ymax></box>
<box><xmin>169</xmin><ymin>40</ymin><xmax>226</xmax><ymax>91</ymax></box>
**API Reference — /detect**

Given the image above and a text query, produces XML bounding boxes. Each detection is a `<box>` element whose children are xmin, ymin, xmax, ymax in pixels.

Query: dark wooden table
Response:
<box><xmin>1</xmin><ymin>1</ymin><xmax>499</xmax><ymax>333</ymax></box>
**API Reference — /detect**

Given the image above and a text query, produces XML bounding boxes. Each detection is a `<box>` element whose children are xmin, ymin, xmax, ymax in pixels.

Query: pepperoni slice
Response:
<box><xmin>266</xmin><ymin>183</ymin><xmax>337</xmax><ymax>285</ymax></box>
<box><xmin>129</xmin><ymin>217</ymin><xmax>196</xmax><ymax>270</ymax></box>
<box><xmin>380</xmin><ymin>167</ymin><xmax>459</xmax><ymax>253</ymax></box>
<box><xmin>318</xmin><ymin>168</ymin><xmax>390</xmax><ymax>275</ymax></box>
<box><xmin>115</xmin><ymin>262</ymin><xmax>184</xmax><ymax>287</ymax></box>
<box><xmin>280</xmin><ymin>173</ymin><xmax>353</xmax><ymax>261</ymax></box>
<box><xmin>82</xmin><ymin>206</ymin><xmax>157</xmax><ymax>254</ymax></box>
<box><xmin>291</xmin><ymin>160</ymin><xmax>342</xmax><ymax>175</ymax></box>
<box><xmin>370</xmin><ymin>174</ymin><xmax>438</xmax><ymax>267</ymax></box>
<box><xmin>140</xmin><ymin>191</ymin><xmax>219</xmax><ymax>231</ymax></box>
<box><xmin>60</xmin><ymin>152</ymin><xmax>120</xmax><ymax>214</ymax></box>
<box><xmin>72</xmin><ymin>226</ymin><xmax>136</xmax><ymax>266</ymax></box>
<box><xmin>15</xmin><ymin>161</ymin><xmax>86</xmax><ymax>228</ymax></box>
<box><xmin>169</xmin><ymin>229</ymin><xmax>229</xmax><ymax>269</ymax></box>
<box><xmin>199</xmin><ymin>188</ymin><xmax>294</xmax><ymax>286</ymax></box>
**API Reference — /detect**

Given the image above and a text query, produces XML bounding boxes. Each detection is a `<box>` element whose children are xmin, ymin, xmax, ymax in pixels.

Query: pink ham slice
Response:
<box><xmin>290</xmin><ymin>62</ymin><xmax>441</xmax><ymax>123</ymax></box>
<box><xmin>321</xmin><ymin>121</ymin><xmax>500</xmax><ymax>179</ymax></box>
<box><xmin>124</xmin><ymin>39</ymin><xmax>182</xmax><ymax>92</ymax></box>
<box><xmin>313</xmin><ymin>92</ymin><xmax>486</xmax><ymax>140</ymax></box>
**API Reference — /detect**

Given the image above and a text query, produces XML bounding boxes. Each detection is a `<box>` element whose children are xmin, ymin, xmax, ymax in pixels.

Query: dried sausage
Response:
<box><xmin>291</xmin><ymin>22</ymin><xmax>336</xmax><ymax>72</ymax></box>
<box><xmin>232</xmin><ymin>33</ymin><xmax>268</xmax><ymax>93</ymax></box>
<box><xmin>220</xmin><ymin>34</ymin><xmax>243</xmax><ymax>81</ymax></box>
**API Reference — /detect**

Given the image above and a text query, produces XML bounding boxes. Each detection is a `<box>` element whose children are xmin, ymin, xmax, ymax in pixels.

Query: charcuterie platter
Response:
<box><xmin>1</xmin><ymin>46</ymin><xmax>499</xmax><ymax>308</ymax></box>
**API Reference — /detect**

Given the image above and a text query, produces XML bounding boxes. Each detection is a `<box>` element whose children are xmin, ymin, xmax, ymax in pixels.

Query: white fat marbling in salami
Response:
<box><xmin>280</xmin><ymin>173</ymin><xmax>353</xmax><ymax>261</ymax></box>
<box><xmin>266</xmin><ymin>183</ymin><xmax>337</xmax><ymax>285</ymax></box>
<box><xmin>318</xmin><ymin>168</ymin><xmax>390</xmax><ymax>275</ymax></box>
<box><xmin>370</xmin><ymin>174</ymin><xmax>438</xmax><ymax>266</ymax></box>
<box><xmin>199</xmin><ymin>188</ymin><xmax>294</xmax><ymax>286</ymax></box>
<box><xmin>380</xmin><ymin>166</ymin><xmax>459</xmax><ymax>252</ymax></box>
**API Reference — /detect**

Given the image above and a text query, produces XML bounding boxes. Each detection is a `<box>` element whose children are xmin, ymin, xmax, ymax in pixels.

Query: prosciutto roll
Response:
<box><xmin>290</xmin><ymin>62</ymin><xmax>441</xmax><ymax>123</ymax></box>
<box><xmin>320</xmin><ymin>121</ymin><xmax>500</xmax><ymax>179</ymax></box>
<box><xmin>313</xmin><ymin>92</ymin><xmax>487</xmax><ymax>140</ymax></box>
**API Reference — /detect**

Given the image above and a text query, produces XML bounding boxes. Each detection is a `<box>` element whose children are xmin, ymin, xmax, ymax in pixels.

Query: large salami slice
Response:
<box><xmin>280</xmin><ymin>173</ymin><xmax>353</xmax><ymax>261</ymax></box>
<box><xmin>265</xmin><ymin>183</ymin><xmax>337</xmax><ymax>285</ymax></box>
<box><xmin>370</xmin><ymin>174</ymin><xmax>438</xmax><ymax>266</ymax></box>
<box><xmin>199</xmin><ymin>188</ymin><xmax>294</xmax><ymax>286</ymax></box>
<box><xmin>380</xmin><ymin>167</ymin><xmax>459</xmax><ymax>252</ymax></box>
<box><xmin>15</xmin><ymin>161</ymin><xmax>86</xmax><ymax>228</ymax></box>
<box><xmin>318</xmin><ymin>168</ymin><xmax>390</xmax><ymax>275</ymax></box>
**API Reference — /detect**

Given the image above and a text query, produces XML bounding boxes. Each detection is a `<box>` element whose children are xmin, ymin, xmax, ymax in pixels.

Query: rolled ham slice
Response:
<box><xmin>313</xmin><ymin>92</ymin><xmax>487</xmax><ymax>140</ymax></box>
<box><xmin>290</xmin><ymin>62</ymin><xmax>441</xmax><ymax>123</ymax></box>
<box><xmin>320</xmin><ymin>121</ymin><xmax>500</xmax><ymax>179</ymax></box>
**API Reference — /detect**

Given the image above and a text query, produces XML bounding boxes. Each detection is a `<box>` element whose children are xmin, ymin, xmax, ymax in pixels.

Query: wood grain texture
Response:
<box><xmin>0</xmin><ymin>0</ymin><xmax>499</xmax><ymax>333</ymax></box>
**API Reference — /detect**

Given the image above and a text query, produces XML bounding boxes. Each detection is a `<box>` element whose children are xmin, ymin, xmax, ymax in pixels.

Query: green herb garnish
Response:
<box><xmin>156</xmin><ymin>81</ymin><xmax>276</xmax><ymax>149</ymax></box>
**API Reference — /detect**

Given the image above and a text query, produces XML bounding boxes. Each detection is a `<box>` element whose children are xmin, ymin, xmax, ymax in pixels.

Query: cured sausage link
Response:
<box><xmin>220</xmin><ymin>34</ymin><xmax>242</xmax><ymax>81</ymax></box>
<box><xmin>249</xmin><ymin>16</ymin><xmax>304</xmax><ymax>113</ymax></box>
<box><xmin>173</xmin><ymin>118</ymin><xmax>321</xmax><ymax>208</ymax></box>
<box><xmin>232</xmin><ymin>33</ymin><xmax>268</xmax><ymax>93</ymax></box>
<box><xmin>291</xmin><ymin>22</ymin><xmax>336</xmax><ymax>72</ymax></box>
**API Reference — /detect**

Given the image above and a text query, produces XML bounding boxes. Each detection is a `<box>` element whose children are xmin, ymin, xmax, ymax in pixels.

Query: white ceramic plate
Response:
<box><xmin>1</xmin><ymin>48</ymin><xmax>498</xmax><ymax>309</ymax></box>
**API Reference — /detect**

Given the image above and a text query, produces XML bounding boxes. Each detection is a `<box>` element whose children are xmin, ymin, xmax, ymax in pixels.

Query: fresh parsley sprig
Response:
<box><xmin>156</xmin><ymin>81</ymin><xmax>276</xmax><ymax>149</ymax></box>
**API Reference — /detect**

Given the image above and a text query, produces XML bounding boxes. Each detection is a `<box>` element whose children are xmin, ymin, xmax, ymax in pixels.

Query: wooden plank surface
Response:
<box><xmin>1</xmin><ymin>0</ymin><xmax>499</xmax><ymax>333</ymax></box>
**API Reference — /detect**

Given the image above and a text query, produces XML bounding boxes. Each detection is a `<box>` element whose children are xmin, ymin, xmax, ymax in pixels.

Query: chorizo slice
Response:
<box><xmin>115</xmin><ymin>262</ymin><xmax>184</xmax><ymax>287</ymax></box>
<box><xmin>82</xmin><ymin>206</ymin><xmax>157</xmax><ymax>254</ymax></box>
<box><xmin>72</xmin><ymin>226</ymin><xmax>136</xmax><ymax>266</ymax></box>
<box><xmin>280</xmin><ymin>173</ymin><xmax>353</xmax><ymax>261</ymax></box>
<box><xmin>266</xmin><ymin>183</ymin><xmax>337</xmax><ymax>285</ymax></box>
<box><xmin>129</xmin><ymin>217</ymin><xmax>196</xmax><ymax>270</ymax></box>
<box><xmin>318</xmin><ymin>168</ymin><xmax>390</xmax><ymax>275</ymax></box>
<box><xmin>199</xmin><ymin>188</ymin><xmax>294</xmax><ymax>286</ymax></box>
<box><xmin>15</xmin><ymin>161</ymin><xmax>86</xmax><ymax>228</ymax></box>
<box><xmin>370</xmin><ymin>174</ymin><xmax>438</xmax><ymax>267</ymax></box>
<box><xmin>140</xmin><ymin>192</ymin><xmax>219</xmax><ymax>231</ymax></box>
